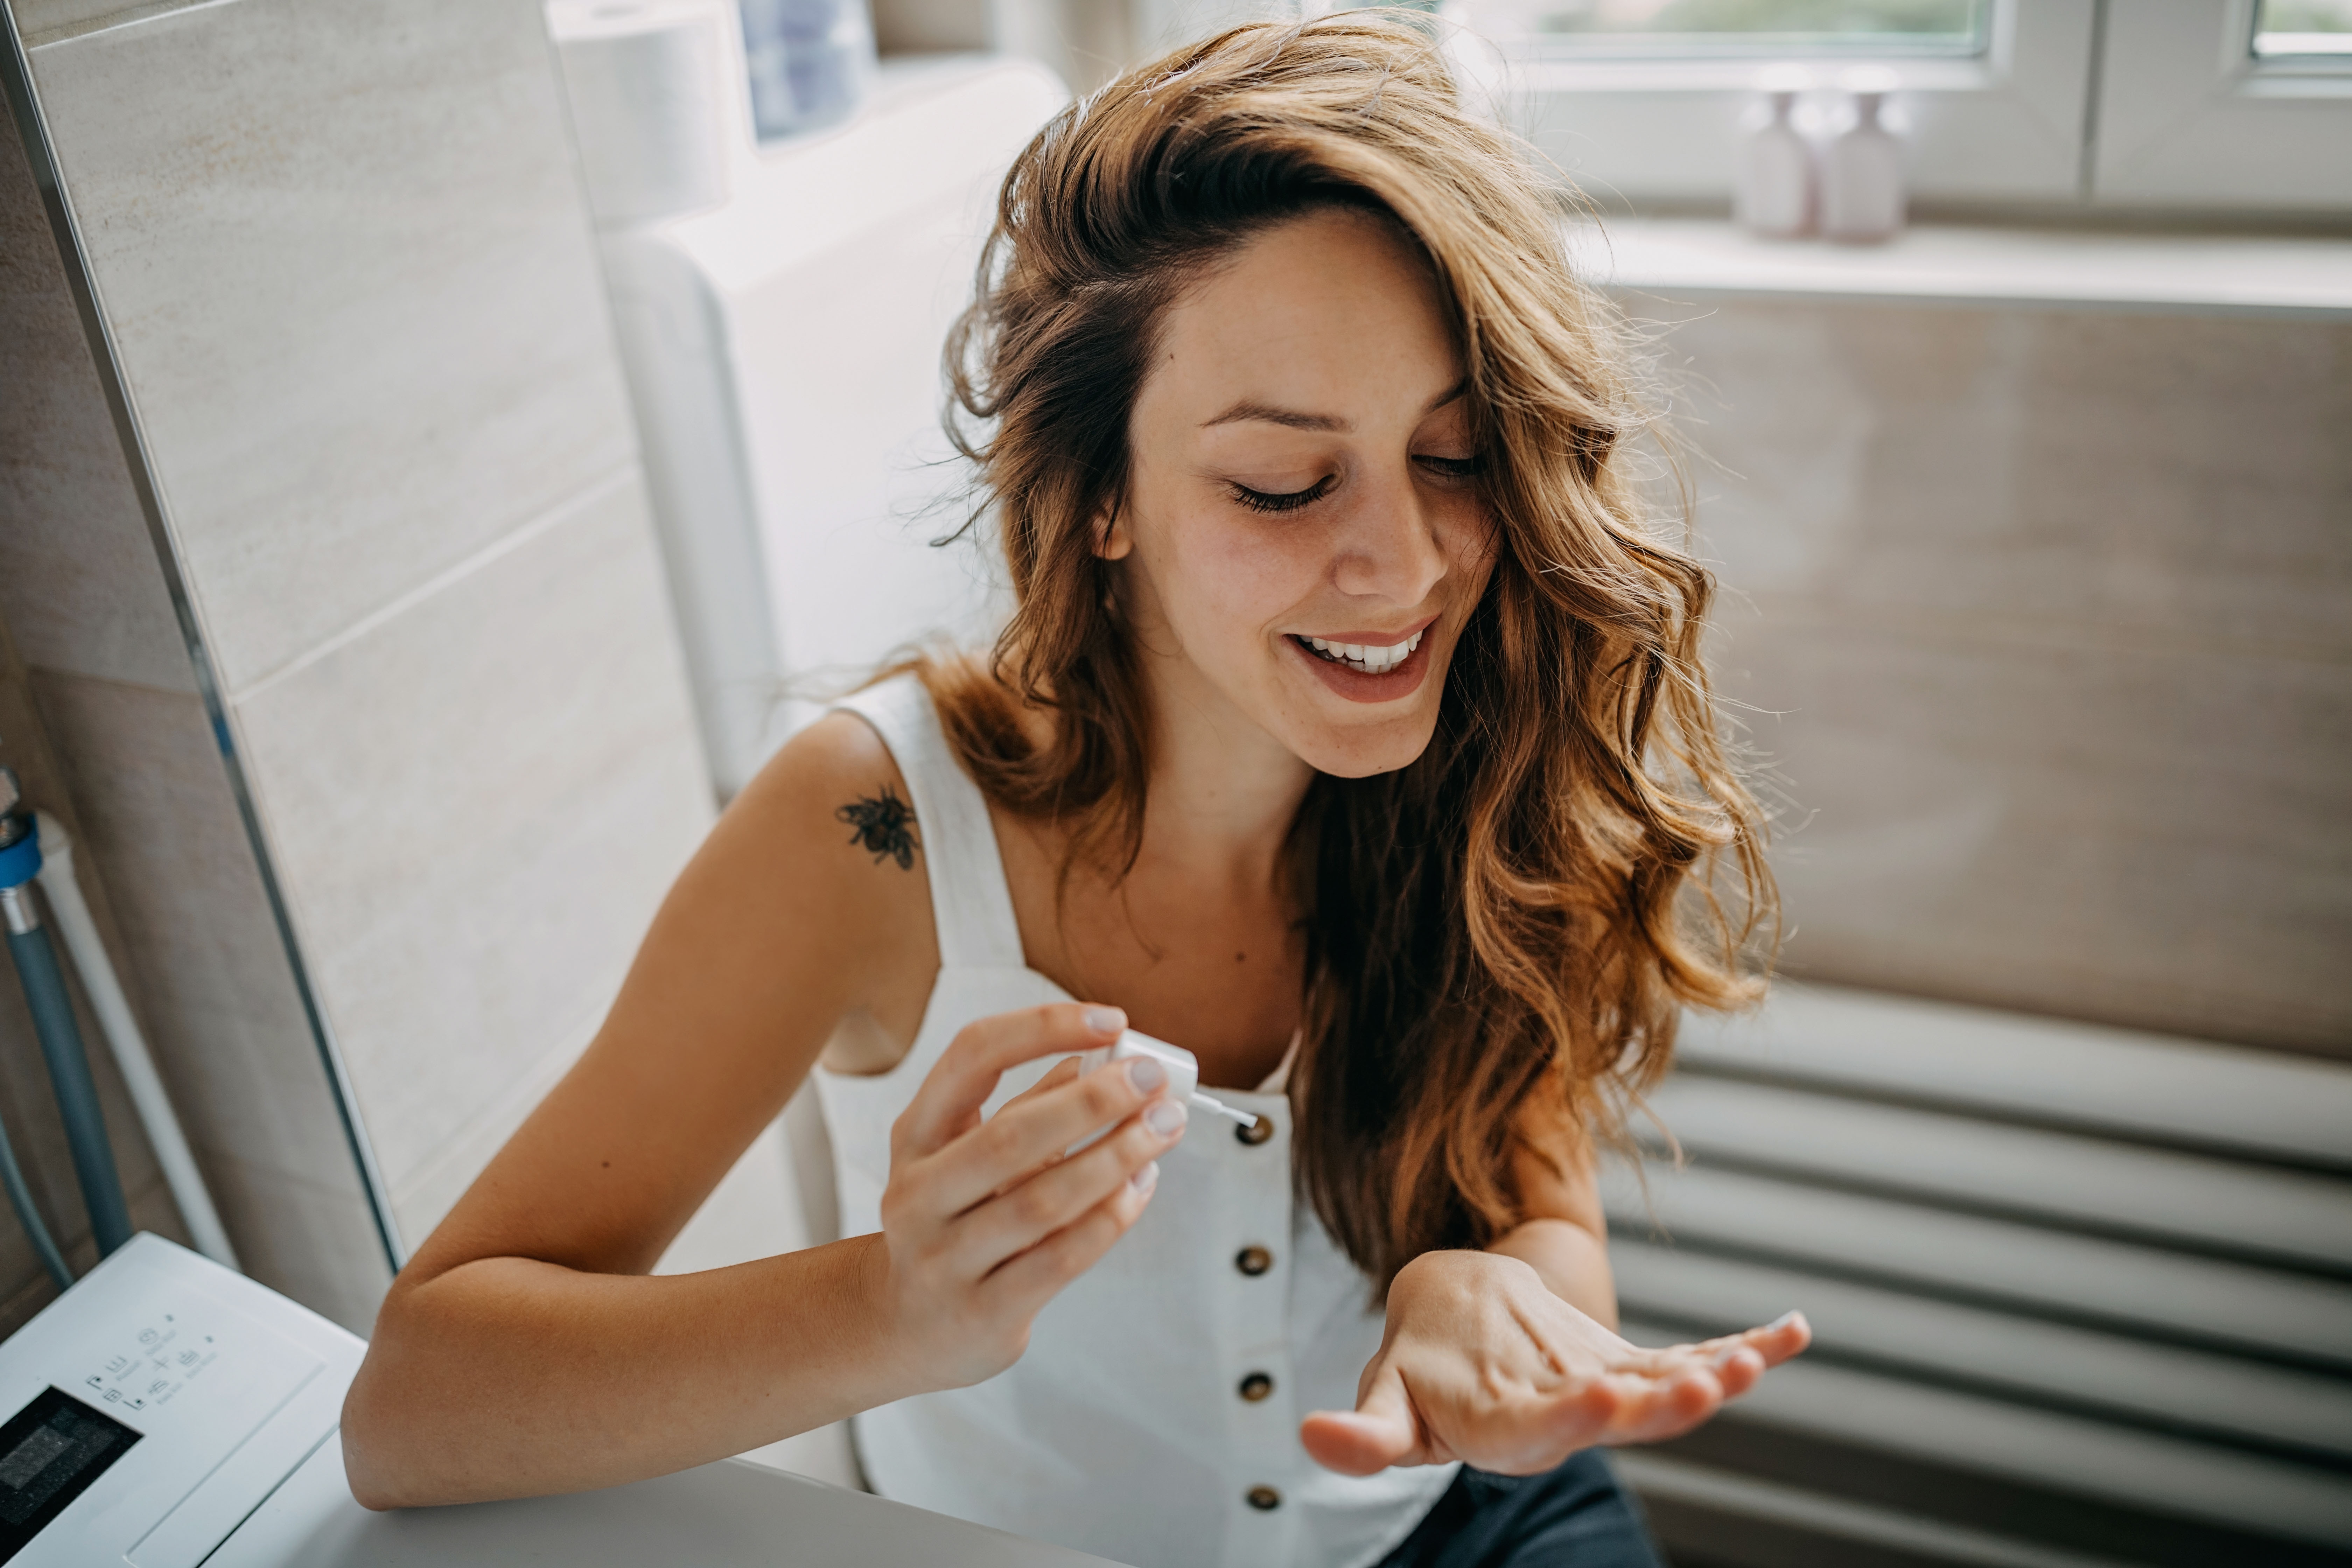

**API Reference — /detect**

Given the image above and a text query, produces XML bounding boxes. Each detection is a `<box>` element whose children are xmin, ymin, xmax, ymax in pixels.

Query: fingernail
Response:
<box><xmin>1144</xmin><ymin>1099</ymin><xmax>1187</xmax><ymax>1136</ymax></box>
<box><xmin>1766</xmin><ymin>1311</ymin><xmax>1800</xmax><ymax>1332</ymax></box>
<box><xmin>1084</xmin><ymin>1006</ymin><xmax>1126</xmax><ymax>1036</ymax></box>
<box><xmin>1127</xmin><ymin>1056</ymin><xmax>1166</xmax><ymax>1093</ymax></box>
<box><xmin>1129</xmin><ymin>1160</ymin><xmax>1160</xmax><ymax>1194</ymax></box>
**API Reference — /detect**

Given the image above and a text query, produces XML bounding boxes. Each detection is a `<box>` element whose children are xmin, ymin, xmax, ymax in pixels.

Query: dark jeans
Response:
<box><xmin>1375</xmin><ymin>1450</ymin><xmax>1665</xmax><ymax>1568</ymax></box>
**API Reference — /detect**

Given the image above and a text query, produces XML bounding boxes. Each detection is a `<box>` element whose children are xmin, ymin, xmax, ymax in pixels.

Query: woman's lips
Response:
<box><xmin>1287</xmin><ymin>624</ymin><xmax>1435</xmax><ymax>703</ymax></box>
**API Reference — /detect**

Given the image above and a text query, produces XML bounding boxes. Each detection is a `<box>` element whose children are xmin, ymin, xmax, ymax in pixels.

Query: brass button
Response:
<box><xmin>1238</xmin><ymin>1372</ymin><xmax>1274</xmax><ymax>1402</ymax></box>
<box><xmin>1245</xmin><ymin>1485</ymin><xmax>1281</xmax><ymax>1511</ymax></box>
<box><xmin>1234</xmin><ymin>1245</ymin><xmax>1273</xmax><ymax>1277</ymax></box>
<box><xmin>1236</xmin><ymin>1114</ymin><xmax>1275</xmax><ymax>1146</ymax></box>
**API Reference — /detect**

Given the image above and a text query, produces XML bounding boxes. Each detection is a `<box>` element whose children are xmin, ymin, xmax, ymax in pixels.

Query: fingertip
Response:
<box><xmin>1752</xmin><ymin>1310</ymin><xmax>1812</xmax><ymax>1359</ymax></box>
<box><xmin>1299</xmin><ymin>1411</ymin><xmax>1407</xmax><ymax>1477</ymax></box>
<box><xmin>1082</xmin><ymin>1005</ymin><xmax>1127</xmax><ymax>1038</ymax></box>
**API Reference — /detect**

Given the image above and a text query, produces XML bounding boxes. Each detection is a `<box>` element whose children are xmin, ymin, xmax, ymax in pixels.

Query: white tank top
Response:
<box><xmin>814</xmin><ymin>676</ymin><xmax>1457</xmax><ymax>1568</ymax></box>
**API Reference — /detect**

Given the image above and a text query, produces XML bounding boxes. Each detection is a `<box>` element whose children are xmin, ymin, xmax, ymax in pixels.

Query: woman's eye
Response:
<box><xmin>1415</xmin><ymin>454</ymin><xmax>1484</xmax><ymax>482</ymax></box>
<box><xmin>1230</xmin><ymin>476</ymin><xmax>1335</xmax><ymax>514</ymax></box>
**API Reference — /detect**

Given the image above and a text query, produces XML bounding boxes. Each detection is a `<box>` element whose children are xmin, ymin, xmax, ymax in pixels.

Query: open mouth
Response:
<box><xmin>1292</xmin><ymin>629</ymin><xmax>1425</xmax><ymax>676</ymax></box>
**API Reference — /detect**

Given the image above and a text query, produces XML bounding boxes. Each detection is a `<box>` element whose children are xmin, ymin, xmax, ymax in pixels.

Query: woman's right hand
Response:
<box><xmin>872</xmin><ymin>1003</ymin><xmax>1184</xmax><ymax>1391</ymax></box>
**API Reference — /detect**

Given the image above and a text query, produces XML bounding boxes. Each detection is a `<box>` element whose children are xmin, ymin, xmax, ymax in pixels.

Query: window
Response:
<box><xmin>1448</xmin><ymin>0</ymin><xmax>2352</xmax><ymax>211</ymax></box>
<box><xmin>2254</xmin><ymin>0</ymin><xmax>2352</xmax><ymax>57</ymax></box>
<box><xmin>1484</xmin><ymin>0</ymin><xmax>2099</xmax><ymax>206</ymax></box>
<box><xmin>2093</xmin><ymin>0</ymin><xmax>2352</xmax><ymax>210</ymax></box>
<box><xmin>1502</xmin><ymin>0</ymin><xmax>1988</xmax><ymax>55</ymax></box>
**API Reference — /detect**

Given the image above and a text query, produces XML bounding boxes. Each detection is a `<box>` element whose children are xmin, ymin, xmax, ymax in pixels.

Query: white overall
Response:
<box><xmin>814</xmin><ymin>676</ymin><xmax>1457</xmax><ymax>1568</ymax></box>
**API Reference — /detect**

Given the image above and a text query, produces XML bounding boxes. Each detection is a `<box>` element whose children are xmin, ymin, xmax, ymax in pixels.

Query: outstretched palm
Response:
<box><xmin>1300</xmin><ymin>1250</ymin><xmax>1809</xmax><ymax>1476</ymax></box>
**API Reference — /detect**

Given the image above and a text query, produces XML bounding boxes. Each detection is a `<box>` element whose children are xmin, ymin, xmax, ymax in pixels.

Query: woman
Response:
<box><xmin>343</xmin><ymin>15</ymin><xmax>1808</xmax><ymax>1566</ymax></box>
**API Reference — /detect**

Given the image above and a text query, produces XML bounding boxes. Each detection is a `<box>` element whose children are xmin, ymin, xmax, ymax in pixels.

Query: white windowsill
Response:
<box><xmin>1562</xmin><ymin>218</ymin><xmax>2352</xmax><ymax>318</ymax></box>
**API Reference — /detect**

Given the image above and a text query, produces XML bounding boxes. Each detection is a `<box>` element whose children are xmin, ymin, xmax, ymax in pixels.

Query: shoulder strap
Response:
<box><xmin>830</xmin><ymin>675</ymin><xmax>1026</xmax><ymax>969</ymax></box>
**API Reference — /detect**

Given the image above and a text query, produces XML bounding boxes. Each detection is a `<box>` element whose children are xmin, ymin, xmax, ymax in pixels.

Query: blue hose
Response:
<box><xmin>0</xmin><ymin>823</ymin><xmax>73</xmax><ymax>1286</ymax></box>
<box><xmin>8</xmin><ymin>922</ymin><xmax>133</xmax><ymax>1258</ymax></box>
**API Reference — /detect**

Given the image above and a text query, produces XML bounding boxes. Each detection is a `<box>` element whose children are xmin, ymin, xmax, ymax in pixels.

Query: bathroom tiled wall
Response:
<box><xmin>1656</xmin><ymin>298</ymin><xmax>2350</xmax><ymax>1058</ymax></box>
<box><xmin>5</xmin><ymin>0</ymin><xmax>715</xmax><ymax>1328</ymax></box>
<box><xmin>1</xmin><ymin>94</ymin><xmax>370</xmax><ymax>1331</ymax></box>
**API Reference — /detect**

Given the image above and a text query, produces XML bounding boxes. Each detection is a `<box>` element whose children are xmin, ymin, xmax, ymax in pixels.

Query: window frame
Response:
<box><xmin>2092</xmin><ymin>0</ymin><xmax>2352</xmax><ymax>210</ymax></box>
<box><xmin>1478</xmin><ymin>0</ymin><xmax>2350</xmax><ymax>214</ymax></box>
<box><xmin>1496</xmin><ymin>0</ymin><xmax>2099</xmax><ymax>207</ymax></box>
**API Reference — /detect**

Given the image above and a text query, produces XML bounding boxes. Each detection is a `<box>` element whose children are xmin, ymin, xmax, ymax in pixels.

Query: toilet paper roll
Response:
<box><xmin>548</xmin><ymin>0</ymin><xmax>730</xmax><ymax>227</ymax></box>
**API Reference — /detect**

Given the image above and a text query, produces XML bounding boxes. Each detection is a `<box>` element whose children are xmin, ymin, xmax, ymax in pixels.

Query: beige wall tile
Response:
<box><xmin>0</xmin><ymin>108</ymin><xmax>193</xmax><ymax>693</ymax></box>
<box><xmin>26</xmin><ymin>0</ymin><xmax>639</xmax><ymax>693</ymax></box>
<box><xmin>229</xmin><ymin>476</ymin><xmax>713</xmax><ymax>1199</ymax></box>
<box><xmin>1665</xmin><ymin>300</ymin><xmax>2352</xmax><ymax>1056</ymax></box>
<box><xmin>25</xmin><ymin>674</ymin><xmax>345</xmax><ymax>1180</ymax></box>
<box><xmin>387</xmin><ymin>1020</ymin><xmax>592</xmax><ymax>1247</ymax></box>
<box><xmin>202</xmin><ymin>1149</ymin><xmax>392</xmax><ymax>1337</ymax></box>
<box><xmin>24</xmin><ymin>671</ymin><xmax>392</xmax><ymax>1317</ymax></box>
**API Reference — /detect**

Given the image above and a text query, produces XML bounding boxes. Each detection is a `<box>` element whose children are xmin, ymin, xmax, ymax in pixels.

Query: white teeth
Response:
<box><xmin>1299</xmin><ymin>629</ymin><xmax>1425</xmax><ymax>673</ymax></box>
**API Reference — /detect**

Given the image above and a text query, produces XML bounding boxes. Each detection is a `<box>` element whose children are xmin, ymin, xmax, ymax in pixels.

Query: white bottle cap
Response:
<box><xmin>1074</xmin><ymin>1031</ymin><xmax>1259</xmax><ymax>1128</ymax></box>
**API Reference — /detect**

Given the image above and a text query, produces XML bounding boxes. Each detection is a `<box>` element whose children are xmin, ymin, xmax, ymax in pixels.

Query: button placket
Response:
<box><xmin>1222</xmin><ymin>1098</ymin><xmax>1296</xmax><ymax>1568</ymax></box>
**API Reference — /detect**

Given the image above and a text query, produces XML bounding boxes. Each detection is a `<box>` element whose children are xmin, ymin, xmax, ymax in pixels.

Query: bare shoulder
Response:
<box><xmin>692</xmin><ymin>711</ymin><xmax>939</xmax><ymax>1032</ymax></box>
<box><xmin>727</xmin><ymin>711</ymin><xmax>927</xmax><ymax>874</ymax></box>
<box><xmin>706</xmin><ymin>710</ymin><xmax>933</xmax><ymax>914</ymax></box>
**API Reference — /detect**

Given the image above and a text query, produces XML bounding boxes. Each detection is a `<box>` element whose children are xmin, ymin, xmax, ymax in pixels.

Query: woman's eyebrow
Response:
<box><xmin>1200</xmin><ymin>380</ymin><xmax>1469</xmax><ymax>432</ymax></box>
<box><xmin>1202</xmin><ymin>400</ymin><xmax>1346</xmax><ymax>432</ymax></box>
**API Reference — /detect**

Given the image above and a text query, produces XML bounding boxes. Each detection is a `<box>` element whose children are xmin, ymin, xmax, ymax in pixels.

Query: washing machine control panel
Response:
<box><xmin>0</xmin><ymin>1235</ymin><xmax>363</xmax><ymax>1568</ymax></box>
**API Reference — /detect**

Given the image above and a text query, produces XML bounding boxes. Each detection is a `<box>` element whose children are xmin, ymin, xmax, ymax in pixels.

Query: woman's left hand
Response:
<box><xmin>1298</xmin><ymin>1250</ymin><xmax>1808</xmax><ymax>1477</ymax></box>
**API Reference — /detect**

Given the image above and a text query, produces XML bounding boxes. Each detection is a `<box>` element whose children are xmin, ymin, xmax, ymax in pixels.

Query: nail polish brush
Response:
<box><xmin>1076</xmin><ymin>1030</ymin><xmax>1261</xmax><ymax>1127</ymax></box>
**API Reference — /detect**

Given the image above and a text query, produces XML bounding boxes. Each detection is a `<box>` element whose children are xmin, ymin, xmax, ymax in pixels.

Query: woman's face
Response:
<box><xmin>1110</xmin><ymin>206</ymin><xmax>1497</xmax><ymax>780</ymax></box>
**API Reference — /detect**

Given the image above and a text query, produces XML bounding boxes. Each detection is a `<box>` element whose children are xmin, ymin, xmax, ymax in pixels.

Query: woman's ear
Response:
<box><xmin>1092</xmin><ymin>502</ymin><xmax>1133</xmax><ymax>562</ymax></box>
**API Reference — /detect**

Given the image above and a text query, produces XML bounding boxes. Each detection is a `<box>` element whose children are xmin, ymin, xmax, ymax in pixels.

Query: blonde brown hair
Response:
<box><xmin>925</xmin><ymin>12</ymin><xmax>1772</xmax><ymax>1287</ymax></box>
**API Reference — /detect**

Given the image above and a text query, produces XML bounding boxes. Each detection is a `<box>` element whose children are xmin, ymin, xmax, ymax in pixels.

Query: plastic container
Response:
<box><xmin>740</xmin><ymin>0</ymin><xmax>875</xmax><ymax>140</ymax></box>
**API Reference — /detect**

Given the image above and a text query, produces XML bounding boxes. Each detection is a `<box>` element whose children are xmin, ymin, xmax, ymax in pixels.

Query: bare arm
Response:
<box><xmin>342</xmin><ymin>718</ymin><xmax>1185</xmax><ymax>1506</ymax></box>
<box><xmin>1488</xmin><ymin>1093</ymin><xmax>1618</xmax><ymax>1325</ymax></box>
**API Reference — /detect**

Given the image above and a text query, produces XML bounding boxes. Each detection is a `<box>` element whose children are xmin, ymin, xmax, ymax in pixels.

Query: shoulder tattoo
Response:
<box><xmin>837</xmin><ymin>786</ymin><xmax>919</xmax><ymax>870</ymax></box>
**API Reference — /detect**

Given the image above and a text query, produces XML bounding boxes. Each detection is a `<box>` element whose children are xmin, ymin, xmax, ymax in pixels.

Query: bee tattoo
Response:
<box><xmin>838</xmin><ymin>788</ymin><xmax>918</xmax><ymax>870</ymax></box>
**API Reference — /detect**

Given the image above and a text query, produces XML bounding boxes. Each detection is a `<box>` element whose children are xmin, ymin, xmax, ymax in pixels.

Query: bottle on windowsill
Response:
<box><xmin>1734</xmin><ymin>68</ymin><xmax>1815</xmax><ymax>239</ymax></box>
<box><xmin>1820</xmin><ymin>66</ymin><xmax>1906</xmax><ymax>244</ymax></box>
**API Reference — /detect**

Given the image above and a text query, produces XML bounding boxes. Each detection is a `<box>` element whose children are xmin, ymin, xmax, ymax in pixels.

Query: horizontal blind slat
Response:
<box><xmin>1616</xmin><ymin>1319</ymin><xmax>2352</xmax><ymax>1547</ymax></box>
<box><xmin>1601</xmin><ymin>1161</ymin><xmax>2352</xmax><ymax>1366</ymax></box>
<box><xmin>1675</xmin><ymin>985</ymin><xmax>2352</xmax><ymax>1167</ymax></box>
<box><xmin>1647</xmin><ymin>1076</ymin><xmax>2352</xmax><ymax>1270</ymax></box>
<box><xmin>1612</xmin><ymin>1241</ymin><xmax>2352</xmax><ymax>1462</ymax></box>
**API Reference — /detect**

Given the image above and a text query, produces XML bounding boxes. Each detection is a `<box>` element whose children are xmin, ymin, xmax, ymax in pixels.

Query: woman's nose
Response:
<box><xmin>1330</xmin><ymin>470</ymin><xmax>1449</xmax><ymax>607</ymax></box>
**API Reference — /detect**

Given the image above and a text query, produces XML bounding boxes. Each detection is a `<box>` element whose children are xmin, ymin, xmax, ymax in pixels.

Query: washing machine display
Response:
<box><xmin>0</xmin><ymin>1386</ymin><xmax>140</xmax><ymax>1559</ymax></box>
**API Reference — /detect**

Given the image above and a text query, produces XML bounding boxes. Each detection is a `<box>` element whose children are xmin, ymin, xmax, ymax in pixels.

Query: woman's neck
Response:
<box><xmin>1133</xmin><ymin>631</ymin><xmax>1316</xmax><ymax>891</ymax></box>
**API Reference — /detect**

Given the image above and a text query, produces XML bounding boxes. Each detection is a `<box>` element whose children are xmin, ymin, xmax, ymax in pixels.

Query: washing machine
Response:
<box><xmin>0</xmin><ymin>1233</ymin><xmax>1114</xmax><ymax>1565</ymax></box>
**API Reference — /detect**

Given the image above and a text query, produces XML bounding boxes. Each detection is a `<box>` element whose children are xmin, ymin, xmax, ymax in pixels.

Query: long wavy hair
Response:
<box><xmin>919</xmin><ymin>13</ymin><xmax>1774</xmax><ymax>1288</ymax></box>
